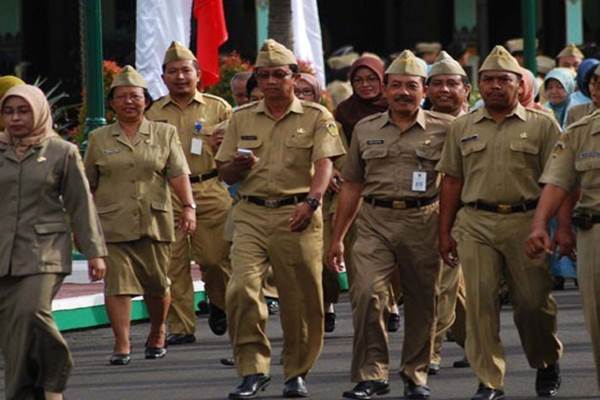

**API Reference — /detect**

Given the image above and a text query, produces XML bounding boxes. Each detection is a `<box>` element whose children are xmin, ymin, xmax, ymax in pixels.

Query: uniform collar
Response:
<box><xmin>111</xmin><ymin>117</ymin><xmax>151</xmax><ymax>137</ymax></box>
<box><xmin>160</xmin><ymin>90</ymin><xmax>205</xmax><ymax>108</ymax></box>
<box><xmin>474</xmin><ymin>103</ymin><xmax>527</xmax><ymax>123</ymax></box>
<box><xmin>378</xmin><ymin>108</ymin><xmax>427</xmax><ymax>130</ymax></box>
<box><xmin>253</xmin><ymin>96</ymin><xmax>304</xmax><ymax>117</ymax></box>
<box><xmin>590</xmin><ymin>112</ymin><xmax>600</xmax><ymax>135</ymax></box>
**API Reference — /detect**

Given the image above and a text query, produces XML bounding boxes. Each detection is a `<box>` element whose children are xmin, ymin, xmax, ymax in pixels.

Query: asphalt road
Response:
<box><xmin>1</xmin><ymin>280</ymin><xmax>598</xmax><ymax>400</ymax></box>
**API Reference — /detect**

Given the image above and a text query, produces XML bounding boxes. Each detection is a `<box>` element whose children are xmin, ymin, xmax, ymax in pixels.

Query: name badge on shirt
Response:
<box><xmin>366</xmin><ymin>139</ymin><xmax>384</xmax><ymax>145</ymax></box>
<box><xmin>460</xmin><ymin>134</ymin><xmax>479</xmax><ymax>143</ymax></box>
<box><xmin>191</xmin><ymin>138</ymin><xmax>203</xmax><ymax>155</ymax></box>
<box><xmin>412</xmin><ymin>171</ymin><xmax>427</xmax><ymax>192</ymax></box>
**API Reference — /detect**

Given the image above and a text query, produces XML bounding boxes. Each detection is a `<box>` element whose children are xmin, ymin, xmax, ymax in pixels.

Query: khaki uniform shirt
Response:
<box><xmin>540</xmin><ymin>110</ymin><xmax>600</xmax><ymax>212</ymax></box>
<box><xmin>146</xmin><ymin>91</ymin><xmax>232</xmax><ymax>177</ymax></box>
<box><xmin>215</xmin><ymin>97</ymin><xmax>346</xmax><ymax>197</ymax></box>
<box><xmin>436</xmin><ymin>104</ymin><xmax>560</xmax><ymax>204</ymax></box>
<box><xmin>84</xmin><ymin>119</ymin><xmax>190</xmax><ymax>243</ymax></box>
<box><xmin>343</xmin><ymin>109</ymin><xmax>453</xmax><ymax>199</ymax></box>
<box><xmin>0</xmin><ymin>134</ymin><xmax>107</xmax><ymax>277</ymax></box>
<box><xmin>566</xmin><ymin>102</ymin><xmax>597</xmax><ymax>127</ymax></box>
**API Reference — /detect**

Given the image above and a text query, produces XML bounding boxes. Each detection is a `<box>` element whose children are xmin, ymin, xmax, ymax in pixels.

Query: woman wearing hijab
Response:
<box><xmin>544</xmin><ymin>67</ymin><xmax>576</xmax><ymax>129</ymax></box>
<box><xmin>0</xmin><ymin>84</ymin><xmax>107</xmax><ymax>400</ymax></box>
<box><xmin>520</xmin><ymin>67</ymin><xmax>547</xmax><ymax>111</ymax></box>
<box><xmin>84</xmin><ymin>66</ymin><xmax>195</xmax><ymax>365</ymax></box>
<box><xmin>334</xmin><ymin>55</ymin><xmax>387</xmax><ymax>144</ymax></box>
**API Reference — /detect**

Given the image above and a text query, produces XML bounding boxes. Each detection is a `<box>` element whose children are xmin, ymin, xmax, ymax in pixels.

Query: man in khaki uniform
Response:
<box><xmin>329</xmin><ymin>50</ymin><xmax>454</xmax><ymax>400</ymax></box>
<box><xmin>527</xmin><ymin>109</ymin><xmax>600</xmax><ymax>394</ymax></box>
<box><xmin>566</xmin><ymin>65</ymin><xmax>600</xmax><ymax>125</ymax></box>
<box><xmin>437</xmin><ymin>46</ymin><xmax>563</xmax><ymax>400</ymax></box>
<box><xmin>415</xmin><ymin>42</ymin><xmax>442</xmax><ymax>65</ymax></box>
<box><xmin>557</xmin><ymin>44</ymin><xmax>584</xmax><ymax>72</ymax></box>
<box><xmin>216</xmin><ymin>39</ymin><xmax>345</xmax><ymax>399</ymax></box>
<box><xmin>146</xmin><ymin>41</ymin><xmax>233</xmax><ymax>344</ymax></box>
<box><xmin>425</xmin><ymin>51</ymin><xmax>471</xmax><ymax>374</ymax></box>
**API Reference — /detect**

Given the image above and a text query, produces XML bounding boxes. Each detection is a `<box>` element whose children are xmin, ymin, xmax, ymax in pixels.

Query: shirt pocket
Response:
<box><xmin>575</xmin><ymin>157</ymin><xmax>600</xmax><ymax>189</ymax></box>
<box><xmin>459</xmin><ymin>140</ymin><xmax>487</xmax><ymax>157</ymax></box>
<box><xmin>509</xmin><ymin>140</ymin><xmax>540</xmax><ymax>171</ymax></box>
<box><xmin>361</xmin><ymin>147</ymin><xmax>389</xmax><ymax>179</ymax></box>
<box><xmin>284</xmin><ymin>134</ymin><xmax>313</xmax><ymax>168</ymax></box>
<box><xmin>34</xmin><ymin>222</ymin><xmax>69</xmax><ymax>266</ymax></box>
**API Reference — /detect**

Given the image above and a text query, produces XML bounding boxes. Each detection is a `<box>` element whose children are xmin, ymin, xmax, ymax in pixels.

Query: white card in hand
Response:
<box><xmin>191</xmin><ymin>138</ymin><xmax>203</xmax><ymax>155</ymax></box>
<box><xmin>412</xmin><ymin>171</ymin><xmax>427</xmax><ymax>192</ymax></box>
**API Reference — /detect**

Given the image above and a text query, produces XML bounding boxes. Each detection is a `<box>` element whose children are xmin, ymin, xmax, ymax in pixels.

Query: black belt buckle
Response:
<box><xmin>263</xmin><ymin>199</ymin><xmax>280</xmax><ymax>208</ymax></box>
<box><xmin>572</xmin><ymin>211</ymin><xmax>594</xmax><ymax>230</ymax></box>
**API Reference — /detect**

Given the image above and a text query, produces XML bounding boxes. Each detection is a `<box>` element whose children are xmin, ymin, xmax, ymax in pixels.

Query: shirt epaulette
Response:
<box><xmin>300</xmin><ymin>100</ymin><xmax>330</xmax><ymax>114</ymax></box>
<box><xmin>424</xmin><ymin>109</ymin><xmax>456</xmax><ymax>123</ymax></box>
<box><xmin>567</xmin><ymin>110</ymin><xmax>600</xmax><ymax>131</ymax></box>
<box><xmin>233</xmin><ymin>101</ymin><xmax>258</xmax><ymax>113</ymax></box>
<box><xmin>202</xmin><ymin>92</ymin><xmax>232</xmax><ymax>108</ymax></box>
<box><xmin>354</xmin><ymin>112</ymin><xmax>386</xmax><ymax>129</ymax></box>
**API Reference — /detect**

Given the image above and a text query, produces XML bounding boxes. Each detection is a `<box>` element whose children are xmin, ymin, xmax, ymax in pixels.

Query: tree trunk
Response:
<box><xmin>268</xmin><ymin>0</ymin><xmax>293</xmax><ymax>49</ymax></box>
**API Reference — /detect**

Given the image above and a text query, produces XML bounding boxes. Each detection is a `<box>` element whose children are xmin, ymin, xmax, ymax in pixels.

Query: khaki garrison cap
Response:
<box><xmin>428</xmin><ymin>51</ymin><xmax>467</xmax><ymax>77</ymax></box>
<box><xmin>479</xmin><ymin>46</ymin><xmax>522</xmax><ymax>76</ymax></box>
<box><xmin>415</xmin><ymin>42</ymin><xmax>442</xmax><ymax>54</ymax></box>
<box><xmin>255</xmin><ymin>39</ymin><xmax>297</xmax><ymax>67</ymax></box>
<box><xmin>536</xmin><ymin>55</ymin><xmax>556</xmax><ymax>74</ymax></box>
<box><xmin>557</xmin><ymin>43</ymin><xmax>584</xmax><ymax>59</ymax></box>
<box><xmin>163</xmin><ymin>41</ymin><xmax>196</xmax><ymax>65</ymax></box>
<box><xmin>505</xmin><ymin>38</ymin><xmax>538</xmax><ymax>53</ymax></box>
<box><xmin>327</xmin><ymin>52</ymin><xmax>359</xmax><ymax>70</ymax></box>
<box><xmin>385</xmin><ymin>50</ymin><xmax>427</xmax><ymax>78</ymax></box>
<box><xmin>110</xmin><ymin>65</ymin><xmax>147</xmax><ymax>89</ymax></box>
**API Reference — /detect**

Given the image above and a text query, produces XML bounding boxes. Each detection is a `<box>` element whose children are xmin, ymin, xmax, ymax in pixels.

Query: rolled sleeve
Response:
<box><xmin>539</xmin><ymin>134</ymin><xmax>577</xmax><ymax>191</ymax></box>
<box><xmin>215</xmin><ymin>113</ymin><xmax>239</xmax><ymax>163</ymax></box>
<box><xmin>166</xmin><ymin>127</ymin><xmax>190</xmax><ymax>178</ymax></box>
<box><xmin>341</xmin><ymin>130</ymin><xmax>364</xmax><ymax>183</ymax></box>
<box><xmin>311</xmin><ymin>113</ymin><xmax>346</xmax><ymax>162</ymax></box>
<box><xmin>83</xmin><ymin>131</ymin><xmax>99</xmax><ymax>191</ymax></box>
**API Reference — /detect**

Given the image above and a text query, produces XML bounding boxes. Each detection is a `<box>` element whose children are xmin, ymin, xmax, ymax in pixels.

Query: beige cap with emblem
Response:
<box><xmin>327</xmin><ymin>52</ymin><xmax>359</xmax><ymax>70</ymax></box>
<box><xmin>163</xmin><ymin>40</ymin><xmax>196</xmax><ymax>66</ymax></box>
<box><xmin>415</xmin><ymin>42</ymin><xmax>442</xmax><ymax>54</ymax></box>
<box><xmin>428</xmin><ymin>51</ymin><xmax>467</xmax><ymax>77</ymax></box>
<box><xmin>385</xmin><ymin>49</ymin><xmax>427</xmax><ymax>78</ymax></box>
<box><xmin>255</xmin><ymin>39</ymin><xmax>297</xmax><ymax>67</ymax></box>
<box><xmin>505</xmin><ymin>38</ymin><xmax>538</xmax><ymax>54</ymax></box>
<box><xmin>479</xmin><ymin>45</ymin><xmax>522</xmax><ymax>76</ymax></box>
<box><xmin>557</xmin><ymin>43</ymin><xmax>584</xmax><ymax>59</ymax></box>
<box><xmin>536</xmin><ymin>55</ymin><xmax>556</xmax><ymax>75</ymax></box>
<box><xmin>110</xmin><ymin>65</ymin><xmax>147</xmax><ymax>89</ymax></box>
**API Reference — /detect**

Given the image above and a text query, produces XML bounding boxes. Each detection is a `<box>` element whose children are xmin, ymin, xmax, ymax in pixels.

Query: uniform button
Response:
<box><xmin>129</xmin><ymin>163</ymin><xmax>134</xmax><ymax>167</ymax></box>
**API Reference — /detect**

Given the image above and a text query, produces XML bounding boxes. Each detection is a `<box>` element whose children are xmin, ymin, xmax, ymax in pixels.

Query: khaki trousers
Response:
<box><xmin>576</xmin><ymin>224</ymin><xmax>600</xmax><ymax>390</ymax></box>
<box><xmin>168</xmin><ymin>179</ymin><xmax>232</xmax><ymax>335</ymax></box>
<box><xmin>457</xmin><ymin>207</ymin><xmax>563</xmax><ymax>389</ymax></box>
<box><xmin>0</xmin><ymin>274</ymin><xmax>71</xmax><ymax>400</ymax></box>
<box><xmin>349</xmin><ymin>202</ymin><xmax>440</xmax><ymax>386</ymax></box>
<box><xmin>431</xmin><ymin>262</ymin><xmax>467</xmax><ymax>364</ymax></box>
<box><xmin>227</xmin><ymin>201</ymin><xmax>324</xmax><ymax>380</ymax></box>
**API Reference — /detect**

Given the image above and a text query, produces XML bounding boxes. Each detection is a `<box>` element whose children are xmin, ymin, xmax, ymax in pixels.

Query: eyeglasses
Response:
<box><xmin>255</xmin><ymin>70</ymin><xmax>292</xmax><ymax>80</ymax></box>
<box><xmin>351</xmin><ymin>76</ymin><xmax>379</xmax><ymax>86</ymax></box>
<box><xmin>1</xmin><ymin>107</ymin><xmax>31</xmax><ymax>116</ymax></box>
<box><xmin>295</xmin><ymin>89</ymin><xmax>315</xmax><ymax>97</ymax></box>
<box><xmin>113</xmin><ymin>94</ymin><xmax>145</xmax><ymax>102</ymax></box>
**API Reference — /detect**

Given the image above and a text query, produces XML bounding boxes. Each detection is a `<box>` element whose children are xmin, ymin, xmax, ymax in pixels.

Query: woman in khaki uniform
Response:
<box><xmin>0</xmin><ymin>84</ymin><xmax>107</xmax><ymax>400</ymax></box>
<box><xmin>84</xmin><ymin>66</ymin><xmax>195</xmax><ymax>365</ymax></box>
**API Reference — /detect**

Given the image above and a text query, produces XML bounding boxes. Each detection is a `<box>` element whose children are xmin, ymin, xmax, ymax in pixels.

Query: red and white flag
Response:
<box><xmin>194</xmin><ymin>0</ymin><xmax>228</xmax><ymax>88</ymax></box>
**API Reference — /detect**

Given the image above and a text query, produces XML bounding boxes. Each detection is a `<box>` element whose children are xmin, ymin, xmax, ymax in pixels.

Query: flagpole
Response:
<box><xmin>81</xmin><ymin>0</ymin><xmax>106</xmax><ymax>151</ymax></box>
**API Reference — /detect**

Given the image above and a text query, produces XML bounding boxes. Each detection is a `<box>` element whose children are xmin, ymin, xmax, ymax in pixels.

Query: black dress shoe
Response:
<box><xmin>144</xmin><ymin>346</ymin><xmax>167</xmax><ymax>359</ymax></box>
<box><xmin>342</xmin><ymin>380</ymin><xmax>389</xmax><ymax>399</ymax></box>
<box><xmin>266</xmin><ymin>297</ymin><xmax>279</xmax><ymax>315</ymax></box>
<box><xmin>387</xmin><ymin>313</ymin><xmax>400</xmax><ymax>332</ymax></box>
<box><xmin>453</xmin><ymin>356</ymin><xmax>470</xmax><ymax>368</ymax></box>
<box><xmin>283</xmin><ymin>376</ymin><xmax>308</xmax><ymax>398</ymax></box>
<box><xmin>471</xmin><ymin>383</ymin><xmax>505</xmax><ymax>400</ymax></box>
<box><xmin>166</xmin><ymin>333</ymin><xmax>196</xmax><ymax>345</ymax></box>
<box><xmin>220</xmin><ymin>357</ymin><xmax>235</xmax><ymax>366</ymax></box>
<box><xmin>403</xmin><ymin>379</ymin><xmax>430</xmax><ymax>399</ymax></box>
<box><xmin>228</xmin><ymin>373</ymin><xmax>270</xmax><ymax>399</ymax></box>
<box><xmin>208</xmin><ymin>303</ymin><xmax>228</xmax><ymax>336</ymax></box>
<box><xmin>109</xmin><ymin>353</ymin><xmax>131</xmax><ymax>365</ymax></box>
<box><xmin>428</xmin><ymin>363</ymin><xmax>440</xmax><ymax>375</ymax></box>
<box><xmin>324</xmin><ymin>312</ymin><xmax>336</xmax><ymax>333</ymax></box>
<box><xmin>536</xmin><ymin>363</ymin><xmax>561</xmax><ymax>397</ymax></box>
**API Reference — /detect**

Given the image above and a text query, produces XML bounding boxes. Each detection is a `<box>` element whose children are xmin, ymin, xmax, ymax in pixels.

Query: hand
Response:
<box><xmin>439</xmin><ymin>233</ymin><xmax>459</xmax><ymax>267</ymax></box>
<box><xmin>525</xmin><ymin>227</ymin><xmax>554</xmax><ymax>259</ymax></box>
<box><xmin>554</xmin><ymin>225</ymin><xmax>576</xmax><ymax>259</ymax></box>
<box><xmin>207</xmin><ymin>128</ymin><xmax>225</xmax><ymax>152</ymax></box>
<box><xmin>288</xmin><ymin>202</ymin><xmax>314</xmax><ymax>232</ymax></box>
<box><xmin>178</xmin><ymin>207</ymin><xmax>197</xmax><ymax>234</ymax></box>
<box><xmin>88</xmin><ymin>257</ymin><xmax>106</xmax><ymax>281</ymax></box>
<box><xmin>232</xmin><ymin>152</ymin><xmax>257</xmax><ymax>172</ymax></box>
<box><xmin>328</xmin><ymin>169</ymin><xmax>343</xmax><ymax>193</ymax></box>
<box><xmin>327</xmin><ymin>240</ymin><xmax>345</xmax><ymax>273</ymax></box>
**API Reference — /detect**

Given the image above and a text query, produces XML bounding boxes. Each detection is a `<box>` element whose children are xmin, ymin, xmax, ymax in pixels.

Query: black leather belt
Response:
<box><xmin>242</xmin><ymin>194</ymin><xmax>308</xmax><ymax>208</ymax></box>
<box><xmin>465</xmin><ymin>199</ymin><xmax>538</xmax><ymax>214</ymax></box>
<box><xmin>572</xmin><ymin>212</ymin><xmax>600</xmax><ymax>230</ymax></box>
<box><xmin>189</xmin><ymin>169</ymin><xmax>218</xmax><ymax>183</ymax></box>
<box><xmin>363</xmin><ymin>196</ymin><xmax>438</xmax><ymax>209</ymax></box>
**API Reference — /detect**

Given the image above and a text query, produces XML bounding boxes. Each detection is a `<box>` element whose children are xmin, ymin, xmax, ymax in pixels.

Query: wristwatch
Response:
<box><xmin>304</xmin><ymin>196</ymin><xmax>321</xmax><ymax>211</ymax></box>
<box><xmin>183</xmin><ymin>203</ymin><xmax>197</xmax><ymax>210</ymax></box>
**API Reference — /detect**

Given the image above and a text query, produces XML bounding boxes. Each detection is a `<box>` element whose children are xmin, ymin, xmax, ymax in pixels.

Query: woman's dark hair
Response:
<box><xmin>107</xmin><ymin>87</ymin><xmax>154</xmax><ymax>112</ymax></box>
